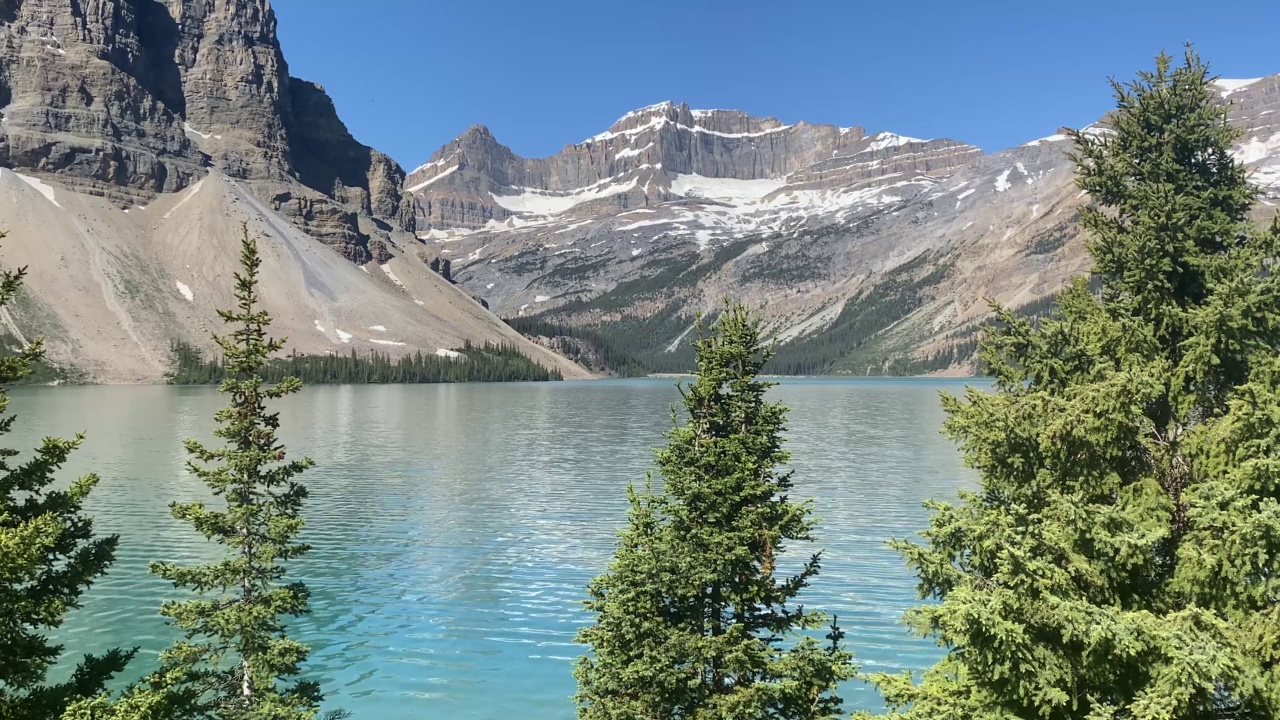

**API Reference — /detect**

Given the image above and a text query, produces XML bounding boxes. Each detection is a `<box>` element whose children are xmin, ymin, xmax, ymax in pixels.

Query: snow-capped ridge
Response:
<box><xmin>1025</xmin><ymin>133</ymin><xmax>1069</xmax><ymax>146</ymax></box>
<box><xmin>865</xmin><ymin>132</ymin><xmax>928</xmax><ymax>152</ymax></box>
<box><xmin>615</xmin><ymin>101</ymin><xmax>676</xmax><ymax>124</ymax></box>
<box><xmin>406</xmin><ymin>164</ymin><xmax>459</xmax><ymax>193</ymax></box>
<box><xmin>1216</xmin><ymin>78</ymin><xmax>1264</xmax><ymax>97</ymax></box>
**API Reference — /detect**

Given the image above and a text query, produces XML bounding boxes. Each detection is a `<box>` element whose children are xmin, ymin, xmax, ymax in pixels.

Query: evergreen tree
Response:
<box><xmin>89</xmin><ymin>228</ymin><xmax>332</xmax><ymax>720</ymax></box>
<box><xmin>169</xmin><ymin>340</ymin><xmax>561</xmax><ymax>385</ymax></box>
<box><xmin>575</xmin><ymin>302</ymin><xmax>854</xmax><ymax>720</ymax></box>
<box><xmin>0</xmin><ymin>236</ymin><xmax>133</xmax><ymax>720</ymax></box>
<box><xmin>862</xmin><ymin>50</ymin><xmax>1280</xmax><ymax>720</ymax></box>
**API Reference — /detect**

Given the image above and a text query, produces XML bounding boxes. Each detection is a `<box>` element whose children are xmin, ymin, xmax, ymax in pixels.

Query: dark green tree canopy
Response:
<box><xmin>0</xmin><ymin>237</ymin><xmax>133</xmax><ymax>720</ymax></box>
<box><xmin>575</xmin><ymin>302</ymin><xmax>854</xmax><ymax>720</ymax></box>
<box><xmin>862</xmin><ymin>50</ymin><xmax>1280</xmax><ymax>720</ymax></box>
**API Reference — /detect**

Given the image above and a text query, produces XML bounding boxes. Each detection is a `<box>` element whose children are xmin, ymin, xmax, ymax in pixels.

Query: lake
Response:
<box><xmin>7</xmin><ymin>378</ymin><xmax>982</xmax><ymax>719</ymax></box>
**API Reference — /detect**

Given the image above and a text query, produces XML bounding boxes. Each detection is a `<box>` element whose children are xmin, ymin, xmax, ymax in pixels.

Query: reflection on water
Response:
<box><xmin>7</xmin><ymin>378</ymin><xmax>982</xmax><ymax>719</ymax></box>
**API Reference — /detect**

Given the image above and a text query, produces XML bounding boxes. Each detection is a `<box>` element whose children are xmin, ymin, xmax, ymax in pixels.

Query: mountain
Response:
<box><xmin>405</xmin><ymin>78</ymin><xmax>1280</xmax><ymax>375</ymax></box>
<box><xmin>3</xmin><ymin>3</ymin><xmax>1274</xmax><ymax>382</ymax></box>
<box><xmin>406</xmin><ymin>101</ymin><xmax>979</xmax><ymax>235</ymax></box>
<box><xmin>0</xmin><ymin>0</ymin><xmax>587</xmax><ymax>382</ymax></box>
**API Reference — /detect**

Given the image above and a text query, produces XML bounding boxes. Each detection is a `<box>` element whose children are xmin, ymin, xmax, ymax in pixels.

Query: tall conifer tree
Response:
<box><xmin>863</xmin><ymin>50</ymin><xmax>1280</xmax><ymax>720</ymax></box>
<box><xmin>0</xmin><ymin>235</ymin><xmax>133</xmax><ymax>720</ymax></box>
<box><xmin>575</xmin><ymin>302</ymin><xmax>854</xmax><ymax>720</ymax></box>
<box><xmin>76</xmin><ymin>227</ymin><xmax>333</xmax><ymax>720</ymax></box>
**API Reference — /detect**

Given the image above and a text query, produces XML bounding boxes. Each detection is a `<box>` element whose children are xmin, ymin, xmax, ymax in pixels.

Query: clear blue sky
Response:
<box><xmin>270</xmin><ymin>0</ymin><xmax>1279</xmax><ymax>170</ymax></box>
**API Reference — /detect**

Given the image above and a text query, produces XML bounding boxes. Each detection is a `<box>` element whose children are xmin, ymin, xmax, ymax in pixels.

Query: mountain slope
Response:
<box><xmin>0</xmin><ymin>169</ymin><xmax>586</xmax><ymax>382</ymax></box>
<box><xmin>406</xmin><ymin>77</ymin><xmax>1280</xmax><ymax>375</ymax></box>
<box><xmin>0</xmin><ymin>0</ymin><xmax>587</xmax><ymax>382</ymax></box>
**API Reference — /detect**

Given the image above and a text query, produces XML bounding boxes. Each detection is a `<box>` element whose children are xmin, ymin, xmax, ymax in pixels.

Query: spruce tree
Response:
<box><xmin>116</xmin><ymin>228</ymin><xmax>329</xmax><ymax>719</ymax></box>
<box><xmin>862</xmin><ymin>50</ymin><xmax>1280</xmax><ymax>720</ymax></box>
<box><xmin>575</xmin><ymin>302</ymin><xmax>854</xmax><ymax>720</ymax></box>
<box><xmin>0</xmin><ymin>237</ymin><xmax>133</xmax><ymax>720</ymax></box>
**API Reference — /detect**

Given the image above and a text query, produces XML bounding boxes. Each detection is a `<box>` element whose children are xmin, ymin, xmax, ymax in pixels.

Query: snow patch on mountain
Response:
<box><xmin>866</xmin><ymin>132</ymin><xmax>926</xmax><ymax>152</ymax></box>
<box><xmin>615</xmin><ymin>143</ymin><xmax>653</xmax><ymax>159</ymax></box>
<box><xmin>1216</xmin><ymin>78</ymin><xmax>1264</xmax><ymax>96</ymax></box>
<box><xmin>670</xmin><ymin>174</ymin><xmax>786</xmax><ymax>204</ymax></box>
<box><xmin>1025</xmin><ymin>133</ymin><xmax>1068</xmax><ymax>146</ymax></box>
<box><xmin>163</xmin><ymin>179</ymin><xmax>204</xmax><ymax>219</ymax></box>
<box><xmin>380</xmin><ymin>264</ymin><xmax>405</xmax><ymax>289</ymax></box>
<box><xmin>1237</xmin><ymin>132</ymin><xmax>1280</xmax><ymax>165</ymax></box>
<box><xmin>407</xmin><ymin>164</ymin><xmax>458</xmax><ymax>193</ymax></box>
<box><xmin>995</xmin><ymin>168</ymin><xmax>1013</xmax><ymax>192</ymax></box>
<box><xmin>617</xmin><ymin>217</ymin><xmax>675</xmax><ymax>231</ymax></box>
<box><xmin>11</xmin><ymin>171</ymin><xmax>61</xmax><ymax>207</ymax></box>
<box><xmin>409</xmin><ymin>154</ymin><xmax>456</xmax><ymax>176</ymax></box>
<box><xmin>491</xmin><ymin>178</ymin><xmax>638</xmax><ymax>215</ymax></box>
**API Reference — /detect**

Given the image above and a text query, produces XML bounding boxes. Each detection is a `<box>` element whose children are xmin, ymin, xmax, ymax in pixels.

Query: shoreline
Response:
<box><xmin>17</xmin><ymin>373</ymin><xmax>989</xmax><ymax>388</ymax></box>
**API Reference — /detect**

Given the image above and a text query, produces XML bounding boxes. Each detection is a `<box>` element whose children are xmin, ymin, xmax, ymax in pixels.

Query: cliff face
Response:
<box><xmin>0</xmin><ymin>0</ymin><xmax>414</xmax><ymax>261</ymax></box>
<box><xmin>405</xmin><ymin>101</ymin><xmax>982</xmax><ymax>232</ymax></box>
<box><xmin>0</xmin><ymin>0</ymin><xmax>204</xmax><ymax>200</ymax></box>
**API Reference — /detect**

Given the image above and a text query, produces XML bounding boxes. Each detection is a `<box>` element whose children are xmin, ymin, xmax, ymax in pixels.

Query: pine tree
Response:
<box><xmin>111</xmin><ymin>227</ymin><xmax>331</xmax><ymax>719</ymax></box>
<box><xmin>0</xmin><ymin>235</ymin><xmax>134</xmax><ymax>720</ymax></box>
<box><xmin>862</xmin><ymin>49</ymin><xmax>1280</xmax><ymax>720</ymax></box>
<box><xmin>575</xmin><ymin>302</ymin><xmax>854</xmax><ymax>720</ymax></box>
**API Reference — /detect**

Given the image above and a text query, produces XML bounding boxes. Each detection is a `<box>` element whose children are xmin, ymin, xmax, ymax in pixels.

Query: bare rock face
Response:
<box><xmin>0</xmin><ymin>0</ymin><xmax>414</xmax><ymax>262</ymax></box>
<box><xmin>0</xmin><ymin>0</ymin><xmax>205</xmax><ymax>203</ymax></box>
<box><xmin>404</xmin><ymin>78</ymin><xmax>1280</xmax><ymax>375</ymax></box>
<box><xmin>405</xmin><ymin>101</ymin><xmax>983</xmax><ymax>237</ymax></box>
<box><xmin>161</xmin><ymin>0</ymin><xmax>292</xmax><ymax>180</ymax></box>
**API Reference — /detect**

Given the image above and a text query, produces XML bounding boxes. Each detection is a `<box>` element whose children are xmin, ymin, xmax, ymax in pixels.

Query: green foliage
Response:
<box><xmin>78</xmin><ymin>228</ymin><xmax>336</xmax><ymax>720</ymax></box>
<box><xmin>0</xmin><ymin>335</ymin><xmax>69</xmax><ymax>385</ymax></box>
<box><xmin>510</xmin><ymin>304</ymin><xmax>710</xmax><ymax>377</ymax></box>
<box><xmin>1027</xmin><ymin>215</ymin><xmax>1080</xmax><ymax>256</ymax></box>
<box><xmin>862</xmin><ymin>49</ymin><xmax>1280</xmax><ymax>720</ymax></box>
<box><xmin>872</xmin><ymin>338</ymin><xmax>980</xmax><ymax>377</ymax></box>
<box><xmin>575</xmin><ymin>302</ymin><xmax>855</xmax><ymax>719</ymax></box>
<box><xmin>503</xmin><ymin>317</ymin><xmax>651</xmax><ymax>377</ymax></box>
<box><xmin>766</xmin><ymin>254</ymin><xmax>953</xmax><ymax>376</ymax></box>
<box><xmin>169</xmin><ymin>341</ymin><xmax>561</xmax><ymax>385</ymax></box>
<box><xmin>0</xmin><ymin>237</ymin><xmax>132</xmax><ymax>720</ymax></box>
<box><xmin>568</xmin><ymin>254</ymin><xmax>699</xmax><ymax>314</ymax></box>
<box><xmin>546</xmin><ymin>242</ymin><xmax>751</xmax><ymax>318</ymax></box>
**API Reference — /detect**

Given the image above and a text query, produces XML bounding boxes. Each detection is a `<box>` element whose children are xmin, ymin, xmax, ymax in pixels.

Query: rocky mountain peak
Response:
<box><xmin>463</xmin><ymin>123</ymin><xmax>496</xmax><ymax>139</ymax></box>
<box><xmin>581</xmin><ymin>101</ymin><xmax>792</xmax><ymax>145</ymax></box>
<box><xmin>0</xmin><ymin>0</ymin><xmax>414</xmax><ymax>262</ymax></box>
<box><xmin>402</xmin><ymin>98</ymin><xmax>985</xmax><ymax>256</ymax></box>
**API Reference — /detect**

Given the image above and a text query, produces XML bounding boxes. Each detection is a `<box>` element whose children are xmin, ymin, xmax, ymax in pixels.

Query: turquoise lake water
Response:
<box><xmin>7</xmin><ymin>378</ymin><xmax>981</xmax><ymax>718</ymax></box>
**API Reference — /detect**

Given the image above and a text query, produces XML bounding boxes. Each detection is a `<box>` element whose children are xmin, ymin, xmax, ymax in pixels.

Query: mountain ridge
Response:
<box><xmin>403</xmin><ymin>75</ymin><xmax>1280</xmax><ymax>376</ymax></box>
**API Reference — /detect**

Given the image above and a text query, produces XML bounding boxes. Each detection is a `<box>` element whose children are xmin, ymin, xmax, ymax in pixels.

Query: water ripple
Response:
<box><xmin>7</xmin><ymin>378</ymin><xmax>982</xmax><ymax>719</ymax></box>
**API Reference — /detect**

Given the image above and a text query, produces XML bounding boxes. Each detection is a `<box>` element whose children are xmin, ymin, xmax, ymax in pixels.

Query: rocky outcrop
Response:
<box><xmin>0</xmin><ymin>0</ymin><xmax>205</xmax><ymax>203</ymax></box>
<box><xmin>0</xmin><ymin>0</ymin><xmax>414</xmax><ymax>262</ymax></box>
